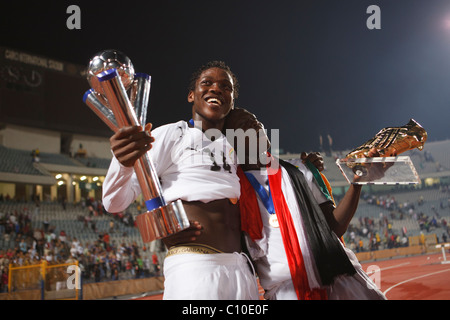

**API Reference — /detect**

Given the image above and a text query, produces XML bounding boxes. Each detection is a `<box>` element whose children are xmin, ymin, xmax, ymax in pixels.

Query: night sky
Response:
<box><xmin>1</xmin><ymin>0</ymin><xmax>450</xmax><ymax>153</ymax></box>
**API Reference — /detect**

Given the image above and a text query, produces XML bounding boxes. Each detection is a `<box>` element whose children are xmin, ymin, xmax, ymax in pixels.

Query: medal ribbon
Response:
<box><xmin>244</xmin><ymin>172</ymin><xmax>275</xmax><ymax>216</ymax></box>
<box><xmin>304</xmin><ymin>160</ymin><xmax>333</xmax><ymax>202</ymax></box>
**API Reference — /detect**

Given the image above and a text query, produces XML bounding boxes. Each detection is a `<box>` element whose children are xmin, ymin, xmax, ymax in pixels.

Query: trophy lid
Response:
<box><xmin>134</xmin><ymin>72</ymin><xmax>150</xmax><ymax>80</ymax></box>
<box><xmin>82</xmin><ymin>89</ymin><xmax>94</xmax><ymax>103</ymax></box>
<box><xmin>97</xmin><ymin>68</ymin><xmax>119</xmax><ymax>82</ymax></box>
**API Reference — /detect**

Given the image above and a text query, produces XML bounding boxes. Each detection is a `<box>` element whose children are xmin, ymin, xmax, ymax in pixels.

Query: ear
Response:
<box><xmin>187</xmin><ymin>91</ymin><xmax>194</xmax><ymax>103</ymax></box>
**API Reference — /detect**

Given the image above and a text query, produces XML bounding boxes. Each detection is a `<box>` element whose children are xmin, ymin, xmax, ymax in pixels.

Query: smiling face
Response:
<box><xmin>188</xmin><ymin>67</ymin><xmax>235</xmax><ymax>131</ymax></box>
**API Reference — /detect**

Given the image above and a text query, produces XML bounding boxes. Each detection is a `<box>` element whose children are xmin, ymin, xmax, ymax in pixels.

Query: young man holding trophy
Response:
<box><xmin>101</xmin><ymin>60</ymin><xmax>260</xmax><ymax>300</ymax></box>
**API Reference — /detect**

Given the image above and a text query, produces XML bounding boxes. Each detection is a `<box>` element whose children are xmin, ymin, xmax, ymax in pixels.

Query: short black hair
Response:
<box><xmin>188</xmin><ymin>61</ymin><xmax>239</xmax><ymax>99</ymax></box>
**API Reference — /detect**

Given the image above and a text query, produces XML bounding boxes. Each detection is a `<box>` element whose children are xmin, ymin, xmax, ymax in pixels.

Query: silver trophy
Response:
<box><xmin>83</xmin><ymin>49</ymin><xmax>190</xmax><ymax>243</ymax></box>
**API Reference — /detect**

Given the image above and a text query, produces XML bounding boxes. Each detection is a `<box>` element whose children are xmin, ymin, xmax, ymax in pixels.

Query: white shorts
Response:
<box><xmin>163</xmin><ymin>252</ymin><xmax>259</xmax><ymax>300</ymax></box>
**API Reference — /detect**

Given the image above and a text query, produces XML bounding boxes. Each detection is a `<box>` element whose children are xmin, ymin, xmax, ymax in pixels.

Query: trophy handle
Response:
<box><xmin>97</xmin><ymin>69</ymin><xmax>165</xmax><ymax>208</ymax></box>
<box><xmin>130</xmin><ymin>73</ymin><xmax>151</xmax><ymax>127</ymax></box>
<box><xmin>83</xmin><ymin>89</ymin><xmax>118</xmax><ymax>132</ymax></box>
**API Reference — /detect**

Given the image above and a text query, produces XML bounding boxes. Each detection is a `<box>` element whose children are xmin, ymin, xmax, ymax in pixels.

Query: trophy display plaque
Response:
<box><xmin>336</xmin><ymin>119</ymin><xmax>427</xmax><ymax>185</ymax></box>
<box><xmin>83</xmin><ymin>49</ymin><xmax>190</xmax><ymax>243</ymax></box>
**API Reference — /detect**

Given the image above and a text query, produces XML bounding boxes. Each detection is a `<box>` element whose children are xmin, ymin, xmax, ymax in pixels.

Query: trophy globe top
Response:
<box><xmin>87</xmin><ymin>49</ymin><xmax>135</xmax><ymax>94</ymax></box>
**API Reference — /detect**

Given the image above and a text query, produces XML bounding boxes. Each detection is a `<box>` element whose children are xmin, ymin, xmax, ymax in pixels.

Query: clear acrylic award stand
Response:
<box><xmin>336</xmin><ymin>156</ymin><xmax>421</xmax><ymax>185</ymax></box>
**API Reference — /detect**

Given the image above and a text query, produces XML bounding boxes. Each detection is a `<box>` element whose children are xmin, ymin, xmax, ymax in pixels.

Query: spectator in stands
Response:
<box><xmin>70</xmin><ymin>243</ymin><xmax>78</xmax><ymax>258</ymax></box>
<box><xmin>75</xmin><ymin>144</ymin><xmax>87</xmax><ymax>158</ymax></box>
<box><xmin>19</xmin><ymin>238</ymin><xmax>27</xmax><ymax>253</ymax></box>
<box><xmin>45</xmin><ymin>250</ymin><xmax>54</xmax><ymax>262</ymax></box>
<box><xmin>103</xmin><ymin>232</ymin><xmax>110</xmax><ymax>248</ymax></box>
<box><xmin>401</xmin><ymin>235</ymin><xmax>408</xmax><ymax>247</ymax></box>
<box><xmin>93</xmin><ymin>263</ymin><xmax>101</xmax><ymax>282</ymax></box>
<box><xmin>358</xmin><ymin>239</ymin><xmax>364</xmax><ymax>252</ymax></box>
<box><xmin>135</xmin><ymin>256</ymin><xmax>143</xmax><ymax>278</ymax></box>
<box><xmin>9</xmin><ymin>212</ymin><xmax>17</xmax><ymax>227</ymax></box>
<box><xmin>61</xmin><ymin>196</ymin><xmax>67</xmax><ymax>211</ymax></box>
<box><xmin>31</xmin><ymin>227</ymin><xmax>42</xmax><ymax>241</ymax></box>
<box><xmin>109</xmin><ymin>219</ymin><xmax>115</xmax><ymax>233</ymax></box>
<box><xmin>31</xmin><ymin>149</ymin><xmax>40</xmax><ymax>163</ymax></box>
<box><xmin>0</xmin><ymin>266</ymin><xmax>8</xmax><ymax>293</ymax></box>
<box><xmin>42</xmin><ymin>220</ymin><xmax>49</xmax><ymax>233</ymax></box>
<box><xmin>59</xmin><ymin>230</ymin><xmax>67</xmax><ymax>243</ymax></box>
<box><xmin>125</xmin><ymin>259</ymin><xmax>132</xmax><ymax>277</ymax></box>
<box><xmin>152</xmin><ymin>251</ymin><xmax>160</xmax><ymax>275</ymax></box>
<box><xmin>91</xmin><ymin>221</ymin><xmax>97</xmax><ymax>233</ymax></box>
<box><xmin>111</xmin><ymin>267</ymin><xmax>119</xmax><ymax>281</ymax></box>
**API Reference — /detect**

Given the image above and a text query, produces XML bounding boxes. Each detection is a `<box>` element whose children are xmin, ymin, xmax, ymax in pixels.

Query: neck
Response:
<box><xmin>192</xmin><ymin>113</ymin><xmax>225</xmax><ymax>132</ymax></box>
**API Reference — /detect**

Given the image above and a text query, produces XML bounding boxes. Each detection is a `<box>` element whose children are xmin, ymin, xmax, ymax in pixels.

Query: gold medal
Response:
<box><xmin>269</xmin><ymin>215</ymin><xmax>279</xmax><ymax>228</ymax></box>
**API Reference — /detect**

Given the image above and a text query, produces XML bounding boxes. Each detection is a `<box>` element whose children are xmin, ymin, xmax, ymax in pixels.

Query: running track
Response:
<box><xmin>361</xmin><ymin>252</ymin><xmax>450</xmax><ymax>300</ymax></box>
<box><xmin>135</xmin><ymin>252</ymin><xmax>450</xmax><ymax>300</ymax></box>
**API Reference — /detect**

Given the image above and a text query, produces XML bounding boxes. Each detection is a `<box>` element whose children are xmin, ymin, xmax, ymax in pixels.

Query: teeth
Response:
<box><xmin>207</xmin><ymin>98</ymin><xmax>222</xmax><ymax>105</ymax></box>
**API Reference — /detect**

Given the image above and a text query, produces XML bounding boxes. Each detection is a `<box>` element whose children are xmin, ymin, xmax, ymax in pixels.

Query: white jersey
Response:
<box><xmin>245</xmin><ymin>160</ymin><xmax>328</xmax><ymax>298</ymax></box>
<box><xmin>102</xmin><ymin>120</ymin><xmax>240</xmax><ymax>213</ymax></box>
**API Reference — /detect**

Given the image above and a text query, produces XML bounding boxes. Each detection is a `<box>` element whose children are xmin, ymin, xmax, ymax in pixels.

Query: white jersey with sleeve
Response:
<box><xmin>102</xmin><ymin>120</ymin><xmax>240</xmax><ymax>213</ymax></box>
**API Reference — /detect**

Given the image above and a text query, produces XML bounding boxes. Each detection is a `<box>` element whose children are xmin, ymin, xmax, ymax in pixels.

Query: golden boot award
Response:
<box><xmin>82</xmin><ymin>49</ymin><xmax>190</xmax><ymax>243</ymax></box>
<box><xmin>336</xmin><ymin>119</ymin><xmax>427</xmax><ymax>185</ymax></box>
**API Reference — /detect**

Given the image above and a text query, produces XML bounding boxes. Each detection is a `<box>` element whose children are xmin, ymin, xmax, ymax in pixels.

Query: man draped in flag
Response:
<box><xmin>225</xmin><ymin>107</ymin><xmax>386</xmax><ymax>300</ymax></box>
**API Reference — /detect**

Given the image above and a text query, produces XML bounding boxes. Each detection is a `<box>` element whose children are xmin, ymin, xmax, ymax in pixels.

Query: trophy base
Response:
<box><xmin>135</xmin><ymin>200</ymin><xmax>190</xmax><ymax>243</ymax></box>
<box><xmin>336</xmin><ymin>156</ymin><xmax>420</xmax><ymax>185</ymax></box>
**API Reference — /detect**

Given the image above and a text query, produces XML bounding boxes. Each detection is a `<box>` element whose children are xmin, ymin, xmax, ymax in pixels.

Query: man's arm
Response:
<box><xmin>319</xmin><ymin>184</ymin><xmax>362</xmax><ymax>238</ymax></box>
<box><xmin>301</xmin><ymin>152</ymin><xmax>361</xmax><ymax>237</ymax></box>
<box><xmin>318</xmin><ymin>148</ymin><xmax>387</xmax><ymax>237</ymax></box>
<box><xmin>102</xmin><ymin>156</ymin><xmax>140</xmax><ymax>213</ymax></box>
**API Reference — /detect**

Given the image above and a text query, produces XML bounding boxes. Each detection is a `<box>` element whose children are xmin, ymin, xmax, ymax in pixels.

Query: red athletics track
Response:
<box><xmin>361</xmin><ymin>252</ymin><xmax>450</xmax><ymax>300</ymax></box>
<box><xmin>134</xmin><ymin>252</ymin><xmax>450</xmax><ymax>300</ymax></box>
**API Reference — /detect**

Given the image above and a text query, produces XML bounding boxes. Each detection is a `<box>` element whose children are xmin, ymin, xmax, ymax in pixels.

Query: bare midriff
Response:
<box><xmin>162</xmin><ymin>198</ymin><xmax>242</xmax><ymax>253</ymax></box>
